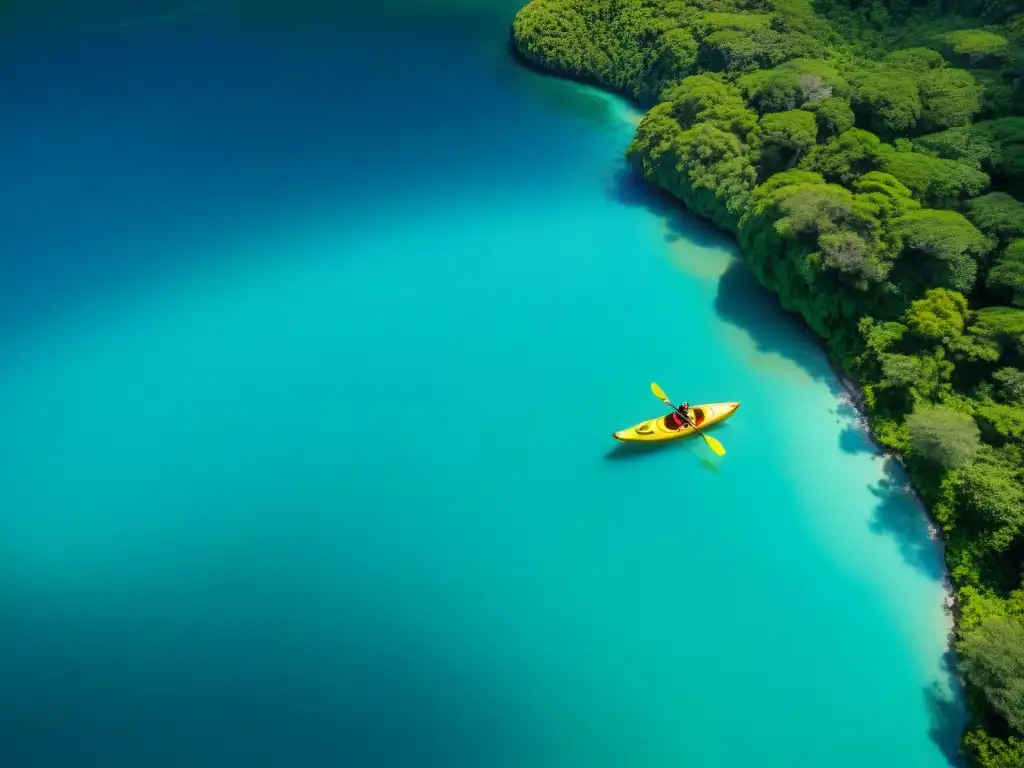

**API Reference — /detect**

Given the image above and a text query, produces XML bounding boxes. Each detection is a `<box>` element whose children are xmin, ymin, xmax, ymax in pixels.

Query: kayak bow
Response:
<box><xmin>612</xmin><ymin>401</ymin><xmax>740</xmax><ymax>443</ymax></box>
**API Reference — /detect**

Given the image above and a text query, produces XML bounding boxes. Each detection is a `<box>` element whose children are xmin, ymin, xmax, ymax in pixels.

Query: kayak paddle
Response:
<box><xmin>650</xmin><ymin>382</ymin><xmax>726</xmax><ymax>457</ymax></box>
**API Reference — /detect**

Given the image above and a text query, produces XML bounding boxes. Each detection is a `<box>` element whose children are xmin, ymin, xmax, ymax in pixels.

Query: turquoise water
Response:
<box><xmin>1</xmin><ymin>2</ymin><xmax>966</xmax><ymax>766</ymax></box>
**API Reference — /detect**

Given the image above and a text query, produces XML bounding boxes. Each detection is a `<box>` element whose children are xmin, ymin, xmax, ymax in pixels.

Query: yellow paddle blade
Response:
<box><xmin>703</xmin><ymin>433</ymin><xmax>726</xmax><ymax>457</ymax></box>
<box><xmin>651</xmin><ymin>380</ymin><xmax>724</xmax><ymax>454</ymax></box>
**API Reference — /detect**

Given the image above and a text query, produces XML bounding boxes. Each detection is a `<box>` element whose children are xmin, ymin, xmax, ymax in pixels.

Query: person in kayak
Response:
<box><xmin>669</xmin><ymin>402</ymin><xmax>692</xmax><ymax>429</ymax></box>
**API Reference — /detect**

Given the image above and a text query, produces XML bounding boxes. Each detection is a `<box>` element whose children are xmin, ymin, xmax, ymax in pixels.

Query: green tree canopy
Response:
<box><xmin>903</xmin><ymin>288</ymin><xmax>970</xmax><ymax>344</ymax></box>
<box><xmin>970</xmin><ymin>307</ymin><xmax>1024</xmax><ymax>363</ymax></box>
<box><xmin>958</xmin><ymin>618</ymin><xmax>1024</xmax><ymax>731</ymax></box>
<box><xmin>907</xmin><ymin>405</ymin><xmax>982</xmax><ymax>469</ymax></box>
<box><xmin>852</xmin><ymin>171</ymin><xmax>921</xmax><ymax>222</ymax></box>
<box><xmin>884</xmin><ymin>47</ymin><xmax>945</xmax><ymax>72</ymax></box>
<box><xmin>967</xmin><ymin>194</ymin><xmax>1024</xmax><ymax>248</ymax></box>
<box><xmin>799</xmin><ymin>128</ymin><xmax>884</xmax><ymax>184</ymax></box>
<box><xmin>649</xmin><ymin>28</ymin><xmax>699</xmax><ymax>97</ymax></box>
<box><xmin>977</xmin><ymin>403</ymin><xmax>1024</xmax><ymax>446</ymax></box>
<box><xmin>627</xmin><ymin>101</ymin><xmax>759</xmax><ymax>234</ymax></box>
<box><xmin>664</xmin><ymin>75</ymin><xmax>752</xmax><ymax>134</ymax></box>
<box><xmin>992</xmin><ymin>367</ymin><xmax>1024</xmax><ymax>404</ymax></box>
<box><xmin>879</xmin><ymin>352</ymin><xmax>954</xmax><ymax>400</ymax></box>
<box><xmin>859</xmin><ymin>317</ymin><xmax>908</xmax><ymax>357</ymax></box>
<box><xmin>988</xmin><ymin>241</ymin><xmax>1024</xmax><ymax>307</ymax></box>
<box><xmin>953</xmin><ymin>444</ymin><xmax>1024</xmax><ymax>543</ymax></box>
<box><xmin>737</xmin><ymin>58</ymin><xmax>848</xmax><ymax>114</ymax></box>
<box><xmin>916</xmin><ymin>118</ymin><xmax>1024</xmax><ymax>182</ymax></box>
<box><xmin>892</xmin><ymin>209</ymin><xmax>990</xmax><ymax>294</ymax></box>
<box><xmin>962</xmin><ymin>726</ymin><xmax>1024</xmax><ymax>768</ymax></box>
<box><xmin>942</xmin><ymin>29</ymin><xmax>1011</xmax><ymax>68</ymax></box>
<box><xmin>971</xmin><ymin>68</ymin><xmax>1015</xmax><ymax>119</ymax></box>
<box><xmin>914</xmin><ymin>124</ymin><xmax>994</xmax><ymax>170</ymax></box>
<box><xmin>974</xmin><ymin>118</ymin><xmax>1024</xmax><ymax>182</ymax></box>
<box><xmin>811</xmin><ymin>96</ymin><xmax>855</xmax><ymax>139</ymax></box>
<box><xmin>850</xmin><ymin>70</ymin><xmax>922</xmax><ymax>138</ymax></box>
<box><xmin>917</xmin><ymin>68</ymin><xmax>984</xmax><ymax>133</ymax></box>
<box><xmin>880</xmin><ymin>150</ymin><xmax>990</xmax><ymax>208</ymax></box>
<box><xmin>759</xmin><ymin>109</ymin><xmax>818</xmax><ymax>176</ymax></box>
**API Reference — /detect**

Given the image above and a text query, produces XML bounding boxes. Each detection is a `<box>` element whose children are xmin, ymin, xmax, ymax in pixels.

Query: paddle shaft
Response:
<box><xmin>662</xmin><ymin>399</ymin><xmax>712</xmax><ymax>440</ymax></box>
<box><xmin>650</xmin><ymin>382</ymin><xmax>725</xmax><ymax>456</ymax></box>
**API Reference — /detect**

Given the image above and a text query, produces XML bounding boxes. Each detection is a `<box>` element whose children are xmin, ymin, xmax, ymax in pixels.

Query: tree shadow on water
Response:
<box><xmin>867</xmin><ymin>463</ymin><xmax>946</xmax><ymax>582</ymax></box>
<box><xmin>609</xmin><ymin>165</ymin><xmax>860</xmax><ymax>401</ymax></box>
<box><xmin>714</xmin><ymin>261</ymin><xmax>841</xmax><ymax>388</ymax></box>
<box><xmin>834</xmin><ymin>400</ymin><xmax>859</xmax><ymax>420</ymax></box>
<box><xmin>838</xmin><ymin>421</ymin><xmax>876</xmax><ymax>456</ymax></box>
<box><xmin>504</xmin><ymin>43</ymin><xmax>621</xmax><ymax>127</ymax></box>
<box><xmin>608</xmin><ymin>167</ymin><xmax>844</xmax><ymax>389</ymax></box>
<box><xmin>607</xmin><ymin>167</ymin><xmax>738</xmax><ymax>252</ymax></box>
<box><xmin>925</xmin><ymin>650</ymin><xmax>970</xmax><ymax>768</ymax></box>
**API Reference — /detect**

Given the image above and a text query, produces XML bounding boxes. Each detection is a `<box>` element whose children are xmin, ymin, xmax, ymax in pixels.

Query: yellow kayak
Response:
<box><xmin>612</xmin><ymin>401</ymin><xmax>740</xmax><ymax>443</ymax></box>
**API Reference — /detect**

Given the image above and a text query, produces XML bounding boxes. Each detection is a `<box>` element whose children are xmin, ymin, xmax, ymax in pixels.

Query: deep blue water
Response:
<box><xmin>1</xmin><ymin>2</ymin><xmax>967</xmax><ymax>766</ymax></box>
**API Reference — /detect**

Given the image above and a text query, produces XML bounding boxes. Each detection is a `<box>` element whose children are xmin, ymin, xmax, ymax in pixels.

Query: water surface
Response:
<box><xmin>0</xmin><ymin>2</ymin><xmax>966</xmax><ymax>766</ymax></box>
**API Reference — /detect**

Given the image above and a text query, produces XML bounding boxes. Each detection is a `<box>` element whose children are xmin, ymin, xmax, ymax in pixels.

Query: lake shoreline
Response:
<box><xmin>824</xmin><ymin>352</ymin><xmax>961</xmax><ymax>633</ymax></box>
<box><xmin>506</xmin><ymin>3</ymin><xmax>965</xmax><ymax>679</ymax></box>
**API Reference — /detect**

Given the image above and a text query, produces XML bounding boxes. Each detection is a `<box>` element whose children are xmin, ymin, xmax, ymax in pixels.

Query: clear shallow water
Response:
<box><xmin>0</xmin><ymin>2</ymin><xmax>966</xmax><ymax>766</ymax></box>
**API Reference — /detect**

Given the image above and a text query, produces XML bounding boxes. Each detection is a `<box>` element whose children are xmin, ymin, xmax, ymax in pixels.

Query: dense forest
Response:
<box><xmin>512</xmin><ymin>0</ymin><xmax>1024</xmax><ymax>764</ymax></box>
